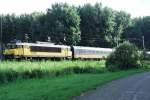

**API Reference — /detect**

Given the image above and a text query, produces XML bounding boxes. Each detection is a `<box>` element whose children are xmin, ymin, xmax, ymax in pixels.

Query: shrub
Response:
<box><xmin>106</xmin><ymin>42</ymin><xmax>141</xmax><ymax>71</ymax></box>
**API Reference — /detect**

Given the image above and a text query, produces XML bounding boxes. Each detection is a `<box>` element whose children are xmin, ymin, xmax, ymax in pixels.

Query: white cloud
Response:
<box><xmin>0</xmin><ymin>0</ymin><xmax>50</xmax><ymax>15</ymax></box>
<box><xmin>100</xmin><ymin>0</ymin><xmax>150</xmax><ymax>17</ymax></box>
<box><xmin>0</xmin><ymin>0</ymin><xmax>149</xmax><ymax>17</ymax></box>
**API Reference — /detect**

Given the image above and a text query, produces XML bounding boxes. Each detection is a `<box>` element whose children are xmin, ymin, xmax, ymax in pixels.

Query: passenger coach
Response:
<box><xmin>72</xmin><ymin>46</ymin><xmax>113</xmax><ymax>59</ymax></box>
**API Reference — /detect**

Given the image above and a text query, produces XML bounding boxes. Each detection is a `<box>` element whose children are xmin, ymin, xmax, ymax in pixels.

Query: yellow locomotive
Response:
<box><xmin>4</xmin><ymin>42</ymin><xmax>72</xmax><ymax>59</ymax></box>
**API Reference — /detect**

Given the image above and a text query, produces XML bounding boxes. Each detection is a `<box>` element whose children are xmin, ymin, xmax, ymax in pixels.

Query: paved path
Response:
<box><xmin>74</xmin><ymin>72</ymin><xmax>150</xmax><ymax>100</ymax></box>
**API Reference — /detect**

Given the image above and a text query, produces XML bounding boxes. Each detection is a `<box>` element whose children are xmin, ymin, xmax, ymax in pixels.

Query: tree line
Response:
<box><xmin>0</xmin><ymin>3</ymin><xmax>150</xmax><ymax>50</ymax></box>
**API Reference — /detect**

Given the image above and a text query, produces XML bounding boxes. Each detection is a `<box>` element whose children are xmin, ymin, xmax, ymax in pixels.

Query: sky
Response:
<box><xmin>0</xmin><ymin>0</ymin><xmax>149</xmax><ymax>17</ymax></box>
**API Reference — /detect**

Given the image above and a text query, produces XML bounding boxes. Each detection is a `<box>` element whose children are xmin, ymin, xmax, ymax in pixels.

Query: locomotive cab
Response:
<box><xmin>4</xmin><ymin>43</ymin><xmax>24</xmax><ymax>58</ymax></box>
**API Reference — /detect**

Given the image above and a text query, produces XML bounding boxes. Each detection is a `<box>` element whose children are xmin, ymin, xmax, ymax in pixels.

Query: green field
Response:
<box><xmin>0</xmin><ymin>60</ymin><xmax>149</xmax><ymax>100</ymax></box>
<box><xmin>0</xmin><ymin>60</ymin><xmax>106</xmax><ymax>83</ymax></box>
<box><xmin>0</xmin><ymin>69</ymin><xmax>145</xmax><ymax>100</ymax></box>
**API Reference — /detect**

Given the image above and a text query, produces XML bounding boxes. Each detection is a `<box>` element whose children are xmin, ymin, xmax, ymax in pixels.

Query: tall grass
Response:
<box><xmin>0</xmin><ymin>60</ymin><xmax>106</xmax><ymax>83</ymax></box>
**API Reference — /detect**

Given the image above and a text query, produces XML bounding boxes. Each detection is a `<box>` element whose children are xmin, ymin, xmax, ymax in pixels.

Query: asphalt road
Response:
<box><xmin>74</xmin><ymin>72</ymin><xmax>150</xmax><ymax>100</ymax></box>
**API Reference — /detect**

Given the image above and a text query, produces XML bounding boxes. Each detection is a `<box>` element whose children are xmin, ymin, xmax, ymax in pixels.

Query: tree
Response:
<box><xmin>79</xmin><ymin>4</ymin><xmax>94</xmax><ymax>46</ymax></box>
<box><xmin>112</xmin><ymin>11</ymin><xmax>131</xmax><ymax>47</ymax></box>
<box><xmin>30</xmin><ymin>12</ymin><xmax>47</xmax><ymax>42</ymax></box>
<box><xmin>15</xmin><ymin>14</ymin><xmax>33</xmax><ymax>42</ymax></box>
<box><xmin>124</xmin><ymin>16</ymin><xmax>150</xmax><ymax>50</ymax></box>
<box><xmin>1</xmin><ymin>14</ymin><xmax>19</xmax><ymax>43</ymax></box>
<box><xmin>141</xmin><ymin>16</ymin><xmax>150</xmax><ymax>50</ymax></box>
<box><xmin>123</xmin><ymin>18</ymin><xmax>143</xmax><ymax>48</ymax></box>
<box><xmin>101</xmin><ymin>7</ymin><xmax>116</xmax><ymax>47</ymax></box>
<box><xmin>46</xmin><ymin>3</ymin><xmax>81</xmax><ymax>45</ymax></box>
<box><xmin>79</xmin><ymin>3</ymin><xmax>115</xmax><ymax>47</ymax></box>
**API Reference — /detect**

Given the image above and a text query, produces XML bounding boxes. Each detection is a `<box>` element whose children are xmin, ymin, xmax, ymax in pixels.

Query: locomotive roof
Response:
<box><xmin>146</xmin><ymin>51</ymin><xmax>150</xmax><ymax>54</ymax></box>
<box><xmin>8</xmin><ymin>43</ymin><xmax>70</xmax><ymax>48</ymax></box>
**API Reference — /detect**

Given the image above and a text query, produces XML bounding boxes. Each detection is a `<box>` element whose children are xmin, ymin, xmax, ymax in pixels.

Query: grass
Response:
<box><xmin>0</xmin><ymin>69</ymin><xmax>146</xmax><ymax>100</ymax></box>
<box><xmin>0</xmin><ymin>60</ymin><xmax>106</xmax><ymax>83</ymax></box>
<box><xmin>0</xmin><ymin>60</ymin><xmax>149</xmax><ymax>100</ymax></box>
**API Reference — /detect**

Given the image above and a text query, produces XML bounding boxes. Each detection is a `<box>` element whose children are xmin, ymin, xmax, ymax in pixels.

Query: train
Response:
<box><xmin>3</xmin><ymin>42</ymin><xmax>113</xmax><ymax>59</ymax></box>
<box><xmin>144</xmin><ymin>51</ymin><xmax>150</xmax><ymax>60</ymax></box>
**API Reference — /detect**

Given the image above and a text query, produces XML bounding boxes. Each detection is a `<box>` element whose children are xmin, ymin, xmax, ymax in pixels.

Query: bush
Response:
<box><xmin>106</xmin><ymin>42</ymin><xmax>141</xmax><ymax>71</ymax></box>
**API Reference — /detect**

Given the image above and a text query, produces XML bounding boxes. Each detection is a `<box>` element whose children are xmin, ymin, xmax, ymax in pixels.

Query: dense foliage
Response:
<box><xmin>0</xmin><ymin>3</ymin><xmax>149</xmax><ymax>49</ymax></box>
<box><xmin>46</xmin><ymin>3</ymin><xmax>81</xmax><ymax>45</ymax></box>
<box><xmin>106</xmin><ymin>42</ymin><xmax>141</xmax><ymax>71</ymax></box>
